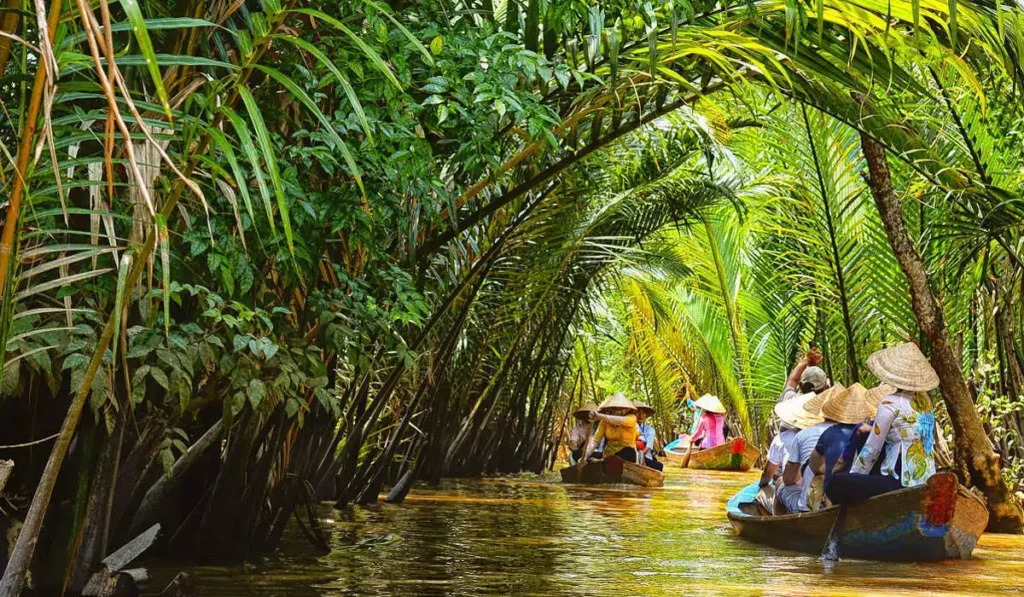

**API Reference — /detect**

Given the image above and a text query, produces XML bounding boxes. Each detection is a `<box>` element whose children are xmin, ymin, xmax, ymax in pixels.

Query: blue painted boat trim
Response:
<box><xmin>727</xmin><ymin>481</ymin><xmax>762</xmax><ymax>516</ymax></box>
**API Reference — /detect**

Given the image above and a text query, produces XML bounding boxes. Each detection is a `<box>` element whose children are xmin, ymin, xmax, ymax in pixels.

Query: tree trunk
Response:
<box><xmin>860</xmin><ymin>133</ymin><xmax>1024</xmax><ymax>533</ymax></box>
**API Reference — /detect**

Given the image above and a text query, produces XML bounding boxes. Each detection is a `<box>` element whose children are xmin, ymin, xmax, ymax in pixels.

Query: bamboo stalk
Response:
<box><xmin>0</xmin><ymin>0</ymin><xmax>63</xmax><ymax>301</ymax></box>
<box><xmin>0</xmin><ymin>0</ymin><xmax>20</xmax><ymax>75</ymax></box>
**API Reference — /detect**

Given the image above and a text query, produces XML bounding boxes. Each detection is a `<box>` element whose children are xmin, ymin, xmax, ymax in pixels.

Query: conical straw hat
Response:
<box><xmin>693</xmin><ymin>394</ymin><xmax>726</xmax><ymax>414</ymax></box>
<box><xmin>633</xmin><ymin>401</ymin><xmax>655</xmax><ymax>415</ymax></box>
<box><xmin>774</xmin><ymin>393</ymin><xmax>823</xmax><ymax>429</ymax></box>
<box><xmin>802</xmin><ymin>383</ymin><xmax>845</xmax><ymax>418</ymax></box>
<box><xmin>867</xmin><ymin>343</ymin><xmax>939</xmax><ymax>392</ymax></box>
<box><xmin>598</xmin><ymin>392</ymin><xmax>636</xmax><ymax>413</ymax></box>
<box><xmin>821</xmin><ymin>383</ymin><xmax>875</xmax><ymax>424</ymax></box>
<box><xmin>574</xmin><ymin>401</ymin><xmax>599</xmax><ymax>417</ymax></box>
<box><xmin>865</xmin><ymin>384</ymin><xmax>896</xmax><ymax>408</ymax></box>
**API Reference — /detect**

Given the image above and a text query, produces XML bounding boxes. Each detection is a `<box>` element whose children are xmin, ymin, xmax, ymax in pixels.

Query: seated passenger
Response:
<box><xmin>633</xmin><ymin>401</ymin><xmax>664</xmax><ymax>471</ymax></box>
<box><xmin>585</xmin><ymin>393</ymin><xmax>639</xmax><ymax>464</ymax></box>
<box><xmin>567</xmin><ymin>401</ymin><xmax>598</xmax><ymax>465</ymax></box>
<box><xmin>775</xmin><ymin>384</ymin><xmax>845</xmax><ymax>514</ymax></box>
<box><xmin>755</xmin><ymin>393</ymin><xmax>821</xmax><ymax>513</ymax></box>
<box><xmin>807</xmin><ymin>384</ymin><xmax>877</xmax><ymax>509</ymax></box>
<box><xmin>690</xmin><ymin>394</ymin><xmax>727</xmax><ymax>449</ymax></box>
<box><xmin>780</xmin><ymin>347</ymin><xmax>830</xmax><ymax>403</ymax></box>
<box><xmin>828</xmin><ymin>344</ymin><xmax>938</xmax><ymax>505</ymax></box>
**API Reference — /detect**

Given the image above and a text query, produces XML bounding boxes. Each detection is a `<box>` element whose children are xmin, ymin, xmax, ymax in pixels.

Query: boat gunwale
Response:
<box><xmin>726</xmin><ymin>473</ymin><xmax>987</xmax><ymax>524</ymax></box>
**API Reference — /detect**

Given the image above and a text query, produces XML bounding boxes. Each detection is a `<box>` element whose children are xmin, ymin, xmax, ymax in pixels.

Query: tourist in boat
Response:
<box><xmin>584</xmin><ymin>393</ymin><xmax>639</xmax><ymax>463</ymax></box>
<box><xmin>824</xmin><ymin>383</ymin><xmax>894</xmax><ymax>481</ymax></box>
<box><xmin>690</xmin><ymin>394</ymin><xmax>727</xmax><ymax>449</ymax></box>
<box><xmin>779</xmin><ymin>346</ymin><xmax>830</xmax><ymax>403</ymax></box>
<box><xmin>676</xmin><ymin>394</ymin><xmax>727</xmax><ymax>467</ymax></box>
<box><xmin>775</xmin><ymin>385</ymin><xmax>845</xmax><ymax>514</ymax></box>
<box><xmin>567</xmin><ymin>401</ymin><xmax>599</xmax><ymax>465</ymax></box>
<box><xmin>755</xmin><ymin>392</ymin><xmax>822</xmax><ymax>512</ymax></box>
<box><xmin>827</xmin><ymin>343</ymin><xmax>939</xmax><ymax>505</ymax></box>
<box><xmin>806</xmin><ymin>383</ymin><xmax>877</xmax><ymax>509</ymax></box>
<box><xmin>633</xmin><ymin>401</ymin><xmax>664</xmax><ymax>471</ymax></box>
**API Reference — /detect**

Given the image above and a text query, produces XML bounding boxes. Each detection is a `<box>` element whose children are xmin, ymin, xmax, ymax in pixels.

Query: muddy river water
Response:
<box><xmin>143</xmin><ymin>466</ymin><xmax>1024</xmax><ymax>595</ymax></box>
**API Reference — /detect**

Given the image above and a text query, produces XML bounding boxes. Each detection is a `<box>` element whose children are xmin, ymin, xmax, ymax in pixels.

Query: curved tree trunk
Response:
<box><xmin>860</xmin><ymin>133</ymin><xmax>1024</xmax><ymax>533</ymax></box>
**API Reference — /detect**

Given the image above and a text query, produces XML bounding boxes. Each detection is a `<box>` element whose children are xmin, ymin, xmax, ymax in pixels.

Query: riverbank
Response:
<box><xmin>140</xmin><ymin>467</ymin><xmax>1024</xmax><ymax>596</ymax></box>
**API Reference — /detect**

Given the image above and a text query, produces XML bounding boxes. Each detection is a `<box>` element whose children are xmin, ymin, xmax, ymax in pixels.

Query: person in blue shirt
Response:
<box><xmin>808</xmin><ymin>384</ymin><xmax>877</xmax><ymax>507</ymax></box>
<box><xmin>633</xmin><ymin>401</ymin><xmax>663</xmax><ymax>471</ymax></box>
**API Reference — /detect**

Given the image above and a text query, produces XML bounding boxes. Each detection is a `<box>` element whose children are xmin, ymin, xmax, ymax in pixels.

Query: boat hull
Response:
<box><xmin>726</xmin><ymin>472</ymin><xmax>988</xmax><ymax>561</ymax></box>
<box><xmin>560</xmin><ymin>457</ymin><xmax>664</xmax><ymax>487</ymax></box>
<box><xmin>674</xmin><ymin>438</ymin><xmax>760</xmax><ymax>471</ymax></box>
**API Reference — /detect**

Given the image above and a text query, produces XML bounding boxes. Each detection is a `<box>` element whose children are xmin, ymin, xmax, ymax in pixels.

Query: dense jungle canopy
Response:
<box><xmin>3</xmin><ymin>0</ymin><xmax>1024</xmax><ymax>592</ymax></box>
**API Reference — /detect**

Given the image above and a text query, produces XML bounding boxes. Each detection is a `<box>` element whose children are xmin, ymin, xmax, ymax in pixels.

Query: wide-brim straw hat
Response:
<box><xmin>802</xmin><ymin>383</ymin><xmax>845</xmax><ymax>418</ymax></box>
<box><xmin>598</xmin><ymin>392</ymin><xmax>637</xmax><ymax>413</ymax></box>
<box><xmin>774</xmin><ymin>393</ymin><xmax>823</xmax><ymax>429</ymax></box>
<box><xmin>694</xmin><ymin>394</ymin><xmax>726</xmax><ymax>414</ymax></box>
<box><xmin>865</xmin><ymin>384</ymin><xmax>896</xmax><ymax>408</ymax></box>
<box><xmin>821</xmin><ymin>383</ymin><xmax>875</xmax><ymax>424</ymax></box>
<box><xmin>574</xmin><ymin>401</ymin><xmax>599</xmax><ymax>417</ymax></box>
<box><xmin>867</xmin><ymin>343</ymin><xmax>940</xmax><ymax>392</ymax></box>
<box><xmin>633</xmin><ymin>401</ymin><xmax>655</xmax><ymax>415</ymax></box>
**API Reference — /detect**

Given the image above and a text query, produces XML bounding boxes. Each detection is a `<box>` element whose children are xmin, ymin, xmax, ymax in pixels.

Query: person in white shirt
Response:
<box><xmin>633</xmin><ymin>401</ymin><xmax>663</xmax><ymax>471</ymax></box>
<box><xmin>567</xmin><ymin>402</ymin><xmax>598</xmax><ymax>465</ymax></box>
<box><xmin>775</xmin><ymin>385</ymin><xmax>846</xmax><ymax>514</ymax></box>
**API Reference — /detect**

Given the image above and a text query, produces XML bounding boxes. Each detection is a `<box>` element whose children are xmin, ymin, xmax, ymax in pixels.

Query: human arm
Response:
<box><xmin>593</xmin><ymin>412</ymin><xmax>635</xmax><ymax>426</ymax></box>
<box><xmin>851</xmin><ymin>403</ymin><xmax>895</xmax><ymax>475</ymax></box>
<box><xmin>690</xmin><ymin>414</ymin><xmax>708</xmax><ymax>444</ymax></box>
<box><xmin>782</xmin><ymin>461</ymin><xmax>802</xmax><ymax>486</ymax></box>
<box><xmin>783</xmin><ymin>348</ymin><xmax>822</xmax><ymax>391</ymax></box>
<box><xmin>584</xmin><ymin>422</ymin><xmax>606</xmax><ymax>460</ymax></box>
<box><xmin>638</xmin><ymin>424</ymin><xmax>656</xmax><ymax>454</ymax></box>
<box><xmin>759</xmin><ymin>462</ymin><xmax>779</xmax><ymax>488</ymax></box>
<box><xmin>809</xmin><ymin>447</ymin><xmax>825</xmax><ymax>476</ymax></box>
<box><xmin>567</xmin><ymin>425</ymin><xmax>585</xmax><ymax>450</ymax></box>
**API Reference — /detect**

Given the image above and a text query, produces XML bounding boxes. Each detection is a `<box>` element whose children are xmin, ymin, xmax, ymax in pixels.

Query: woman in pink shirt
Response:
<box><xmin>690</xmin><ymin>394</ymin><xmax>726</xmax><ymax>449</ymax></box>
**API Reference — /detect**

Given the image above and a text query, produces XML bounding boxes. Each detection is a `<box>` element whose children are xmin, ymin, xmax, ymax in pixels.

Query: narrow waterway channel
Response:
<box><xmin>143</xmin><ymin>467</ymin><xmax>1024</xmax><ymax>596</ymax></box>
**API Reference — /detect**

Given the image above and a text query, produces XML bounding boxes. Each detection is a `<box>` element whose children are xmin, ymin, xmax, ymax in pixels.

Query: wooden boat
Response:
<box><xmin>726</xmin><ymin>472</ymin><xmax>988</xmax><ymax>561</ymax></box>
<box><xmin>663</xmin><ymin>448</ymin><xmax>687</xmax><ymax>466</ymax></box>
<box><xmin>559</xmin><ymin>456</ymin><xmax>665</xmax><ymax>487</ymax></box>
<box><xmin>683</xmin><ymin>438</ymin><xmax>760</xmax><ymax>471</ymax></box>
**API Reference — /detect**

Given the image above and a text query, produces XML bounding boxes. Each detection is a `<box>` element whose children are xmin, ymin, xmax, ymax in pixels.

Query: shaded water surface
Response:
<box><xmin>143</xmin><ymin>467</ymin><xmax>1024</xmax><ymax>595</ymax></box>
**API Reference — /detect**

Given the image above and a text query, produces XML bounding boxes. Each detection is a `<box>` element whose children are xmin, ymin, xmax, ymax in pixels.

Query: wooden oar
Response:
<box><xmin>821</xmin><ymin>505</ymin><xmax>847</xmax><ymax>563</ymax></box>
<box><xmin>679</xmin><ymin>441</ymin><xmax>694</xmax><ymax>469</ymax></box>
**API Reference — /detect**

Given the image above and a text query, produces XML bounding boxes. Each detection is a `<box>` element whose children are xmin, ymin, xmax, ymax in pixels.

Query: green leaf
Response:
<box><xmin>150</xmin><ymin>367</ymin><xmax>170</xmax><ymax>390</ymax></box>
<box><xmin>238</xmin><ymin>86</ymin><xmax>293</xmax><ymax>254</ymax></box>
<box><xmin>290</xmin><ymin>8</ymin><xmax>403</xmax><ymax>89</ymax></box>
<box><xmin>157</xmin><ymin>214</ymin><xmax>171</xmax><ymax>338</ymax></box>
<box><xmin>254</xmin><ymin>64</ymin><xmax>364</xmax><ymax>194</ymax></box>
<box><xmin>273</xmin><ymin>34</ymin><xmax>373</xmax><ymax>143</ymax></box>
<box><xmin>208</xmin><ymin>127</ymin><xmax>256</xmax><ymax>228</ymax></box>
<box><xmin>248</xmin><ymin>378</ymin><xmax>266</xmax><ymax>409</ymax></box>
<box><xmin>220</xmin><ymin>105</ymin><xmax>275</xmax><ymax>233</ymax></box>
<box><xmin>160</xmin><ymin>447</ymin><xmax>175</xmax><ymax>478</ymax></box>
<box><xmin>111</xmin><ymin>251</ymin><xmax>135</xmax><ymax>364</ymax></box>
<box><xmin>120</xmin><ymin>0</ymin><xmax>174</xmax><ymax>122</ymax></box>
<box><xmin>362</xmin><ymin>0</ymin><xmax>434</xmax><ymax>64</ymax></box>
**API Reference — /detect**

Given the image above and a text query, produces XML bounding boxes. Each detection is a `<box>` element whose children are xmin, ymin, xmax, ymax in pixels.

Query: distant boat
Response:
<box><xmin>726</xmin><ymin>471</ymin><xmax>988</xmax><ymax>561</ymax></box>
<box><xmin>559</xmin><ymin>456</ymin><xmax>664</xmax><ymax>487</ymax></box>
<box><xmin>665</xmin><ymin>438</ymin><xmax>760</xmax><ymax>471</ymax></box>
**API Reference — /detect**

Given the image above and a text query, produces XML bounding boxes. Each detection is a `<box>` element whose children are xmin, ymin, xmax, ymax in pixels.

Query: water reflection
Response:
<box><xmin>142</xmin><ymin>467</ymin><xmax>1024</xmax><ymax>596</ymax></box>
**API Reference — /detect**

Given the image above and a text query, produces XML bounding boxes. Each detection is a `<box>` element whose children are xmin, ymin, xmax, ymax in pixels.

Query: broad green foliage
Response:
<box><xmin>2</xmin><ymin>0</ymin><xmax>1024</xmax><ymax>501</ymax></box>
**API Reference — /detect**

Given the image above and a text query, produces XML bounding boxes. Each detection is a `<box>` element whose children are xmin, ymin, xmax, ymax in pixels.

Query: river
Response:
<box><xmin>143</xmin><ymin>466</ymin><xmax>1024</xmax><ymax>595</ymax></box>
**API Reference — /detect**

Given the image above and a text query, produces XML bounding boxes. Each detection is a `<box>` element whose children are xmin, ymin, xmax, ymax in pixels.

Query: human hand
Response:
<box><xmin>805</xmin><ymin>347</ymin><xmax>823</xmax><ymax>366</ymax></box>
